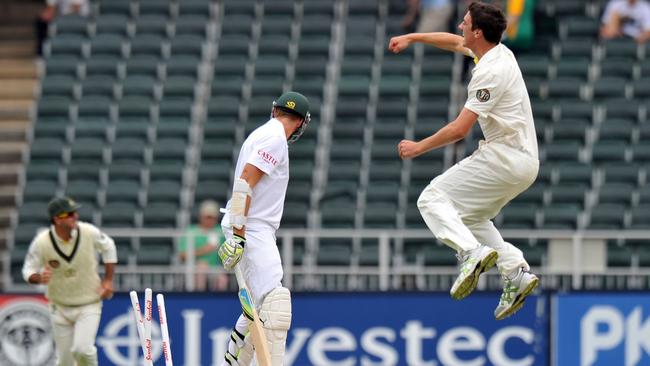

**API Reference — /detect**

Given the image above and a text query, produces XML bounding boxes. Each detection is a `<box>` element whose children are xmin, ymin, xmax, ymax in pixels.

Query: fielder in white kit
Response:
<box><xmin>389</xmin><ymin>1</ymin><xmax>539</xmax><ymax>320</ymax></box>
<box><xmin>218</xmin><ymin>91</ymin><xmax>310</xmax><ymax>365</ymax></box>
<box><xmin>22</xmin><ymin>196</ymin><xmax>117</xmax><ymax>365</ymax></box>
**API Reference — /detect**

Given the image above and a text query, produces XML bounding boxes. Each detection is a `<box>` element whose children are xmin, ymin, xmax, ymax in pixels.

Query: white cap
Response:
<box><xmin>199</xmin><ymin>200</ymin><xmax>219</xmax><ymax>217</ymax></box>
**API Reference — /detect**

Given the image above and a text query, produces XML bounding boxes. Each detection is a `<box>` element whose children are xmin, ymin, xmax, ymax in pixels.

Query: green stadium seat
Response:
<box><xmin>597</xmin><ymin>183</ymin><xmax>634</xmax><ymax>205</ymax></box>
<box><xmin>541</xmin><ymin>203</ymin><xmax>581</xmax><ymax>229</ymax></box>
<box><xmin>543</xmin><ymin>141</ymin><xmax>581</xmax><ymax>161</ymax></box>
<box><xmin>363</xmin><ymin>202</ymin><xmax>397</xmax><ymax>228</ymax></box>
<box><xmin>64</xmin><ymin>179</ymin><xmax>99</xmax><ymax>204</ymax></box>
<box><xmin>136</xmin><ymin>244</ymin><xmax>173</xmax><ymax>265</ymax></box>
<box><xmin>212</xmin><ymin>75</ymin><xmax>244</xmax><ymax>96</ymax></box>
<box><xmin>316</xmin><ymin>239</ymin><xmax>353</xmax><ymax>266</ymax></box>
<box><xmin>47</xmin><ymin>34</ymin><xmax>86</xmax><ymax>57</ymax></box>
<box><xmin>555</xmin><ymin>162</ymin><xmax>593</xmax><ymax>184</ymax></box>
<box><xmin>177</xmin><ymin>0</ymin><xmax>212</xmax><ymax>17</ymax></box>
<box><xmin>70</xmin><ymin>137</ymin><xmax>106</xmax><ymax>163</ymax></box>
<box><xmin>98</xmin><ymin>0</ymin><xmax>133</xmax><ymax>17</ymax></box>
<box><xmin>84</xmin><ymin>56</ymin><xmax>120</xmax><ymax>78</ymax></box>
<box><xmin>194</xmin><ymin>180</ymin><xmax>230</xmax><ymax>204</ymax></box>
<box><xmin>129</xmin><ymin>34</ymin><xmax>165</xmax><ymax>57</ymax></box>
<box><xmin>550</xmin><ymin>118</ymin><xmax>589</xmax><ymax>142</ymax></box>
<box><xmin>165</xmin><ymin>55</ymin><xmax>200</xmax><ymax>78</ymax></box>
<box><xmin>284</xmin><ymin>181</ymin><xmax>311</xmax><ymax>204</ymax></box>
<box><xmin>366</xmin><ymin>181</ymin><xmax>399</xmax><ymax>204</ymax></box>
<box><xmin>17</xmin><ymin>202</ymin><xmax>50</xmax><ymax>224</ymax></box>
<box><xmin>592</xmin><ymin>77</ymin><xmax>628</xmax><ymax>101</ymax></box>
<box><xmin>607</xmin><ymin>241</ymin><xmax>634</xmax><ymax>267</ymax></box>
<box><xmin>599</xmin><ymin>58</ymin><xmax>635</xmax><ymax>79</ymax></box>
<box><xmin>368</xmin><ymin>161</ymin><xmax>402</xmax><ymax>182</ymax></box>
<box><xmin>600</xmin><ymin>163</ymin><xmax>640</xmax><ymax>185</ymax></box>
<box><xmin>298</xmin><ymin>35</ymin><xmax>331</xmax><ymax>56</ymax></box>
<box><xmin>174</xmin><ymin>14</ymin><xmax>209</xmax><ymax>37</ymax></box>
<box><xmin>201</xmin><ymin>138</ymin><xmax>234</xmax><ymax>161</ymax></box>
<box><xmin>281</xmin><ymin>202</ymin><xmax>309</xmax><ymax>228</ymax></box>
<box><xmin>255</xmin><ymin>55</ymin><xmax>288</xmax><ymax>76</ymax></box>
<box><xmin>89</xmin><ymin>34</ymin><xmax>125</xmax><ymax>57</ymax></box>
<box><xmin>66</xmin><ymin>161</ymin><xmax>101</xmax><ymax>181</ymax></box>
<box><xmin>592</xmin><ymin>142</ymin><xmax>628</xmax><ymax>163</ymax></box>
<box><xmin>561</xmin><ymin>17</ymin><xmax>599</xmax><ymax>38</ymax></box>
<box><xmin>218</xmin><ymin>34</ymin><xmax>250</xmax><ymax>56</ymax></box>
<box><xmin>588</xmin><ymin>204</ymin><xmax>626</xmax><ymax>229</ymax></box>
<box><xmin>107</xmin><ymin>162</ymin><xmax>143</xmax><ymax>182</ymax></box>
<box><xmin>500</xmin><ymin>203</ymin><xmax>538</xmax><ymax>229</ymax></box>
<box><xmin>148</xmin><ymin>161</ymin><xmax>184</xmax><ymax>182</ymax></box>
<box><xmin>547</xmin><ymin>78</ymin><xmax>583</xmax><ymax>99</ymax></box>
<box><xmin>23</xmin><ymin>181</ymin><xmax>59</xmax><ymax>203</ymax></box>
<box><xmin>102</xmin><ymin>201</ymin><xmax>138</xmax><ymax>227</ymax></box>
<box><xmin>548</xmin><ymin>183</ymin><xmax>587</xmax><ymax>207</ymax></box>
<box><xmin>46</xmin><ymin>55</ymin><xmax>80</xmax><ymax>77</ymax></box>
<box><xmin>137</xmin><ymin>0</ymin><xmax>171</xmax><ymax>17</ymax></box>
<box><xmin>110</xmin><ymin>137</ymin><xmax>147</xmax><ymax>163</ymax></box>
<box><xmin>170</xmin><ymin>34</ymin><xmax>205</xmax><ymax>57</ymax></box>
<box><xmin>554</xmin><ymin>58</ymin><xmax>590</xmax><ymax>80</ymax></box>
<box><xmin>602</xmin><ymin>38</ymin><xmax>639</xmax><ymax>60</ymax></box>
<box><xmin>30</xmin><ymin>138</ymin><xmax>65</xmax><ymax>163</ymax></box>
<box><xmin>601</xmin><ymin>98</ymin><xmax>640</xmax><ymax>122</ymax></box>
<box><xmin>152</xmin><ymin>138</ymin><xmax>187</xmax><ymax>162</ymax></box>
<box><xmin>301</xmin><ymin>14</ymin><xmax>332</xmax><ymax>36</ymax></box>
<box><xmin>54</xmin><ymin>15</ymin><xmax>89</xmax><ymax>36</ymax></box>
<box><xmin>41</xmin><ymin>75</ymin><xmax>76</xmax><ymax>98</ymax></box>
<box><xmin>95</xmin><ymin>14</ymin><xmax>130</xmax><ymax>36</ymax></box>
<box><xmin>321</xmin><ymin>200</ymin><xmax>356</xmax><ymax>228</ymax></box>
<box><xmin>26</xmin><ymin>163</ymin><xmax>60</xmax><ymax>182</ymax></box>
<box><xmin>125</xmin><ymin>55</ymin><xmax>160</xmax><ymax>78</ymax></box>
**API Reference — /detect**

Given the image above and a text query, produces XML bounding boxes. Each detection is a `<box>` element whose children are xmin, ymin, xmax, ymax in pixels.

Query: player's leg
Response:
<box><xmin>258</xmin><ymin>287</ymin><xmax>292</xmax><ymax>366</ymax></box>
<box><xmin>418</xmin><ymin>162</ymin><xmax>498</xmax><ymax>300</ymax></box>
<box><xmin>70</xmin><ymin>302</ymin><xmax>101</xmax><ymax>366</ymax></box>
<box><xmin>466</xmin><ymin>219</ymin><xmax>538</xmax><ymax>319</ymax></box>
<box><xmin>50</xmin><ymin>305</ymin><xmax>75</xmax><ymax>366</ymax></box>
<box><xmin>223</xmin><ymin>314</ymin><xmax>255</xmax><ymax>366</ymax></box>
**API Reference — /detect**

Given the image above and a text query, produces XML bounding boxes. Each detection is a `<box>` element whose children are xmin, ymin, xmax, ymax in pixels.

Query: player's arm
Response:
<box><xmin>218</xmin><ymin>163</ymin><xmax>265</xmax><ymax>270</ymax></box>
<box><xmin>398</xmin><ymin>108</ymin><xmax>478</xmax><ymax>159</ymax></box>
<box><xmin>232</xmin><ymin>163</ymin><xmax>265</xmax><ymax>237</ymax></box>
<box><xmin>388</xmin><ymin>32</ymin><xmax>473</xmax><ymax>57</ymax></box>
<box><xmin>93</xmin><ymin>226</ymin><xmax>117</xmax><ymax>299</ymax></box>
<box><xmin>23</xmin><ymin>238</ymin><xmax>51</xmax><ymax>285</ymax></box>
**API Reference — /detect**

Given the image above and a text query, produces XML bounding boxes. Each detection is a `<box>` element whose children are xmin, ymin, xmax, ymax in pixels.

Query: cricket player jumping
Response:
<box><xmin>218</xmin><ymin>91</ymin><xmax>310</xmax><ymax>365</ymax></box>
<box><xmin>389</xmin><ymin>1</ymin><xmax>539</xmax><ymax>320</ymax></box>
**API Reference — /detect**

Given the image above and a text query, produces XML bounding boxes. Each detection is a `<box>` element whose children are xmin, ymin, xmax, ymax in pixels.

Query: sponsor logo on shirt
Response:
<box><xmin>476</xmin><ymin>89</ymin><xmax>490</xmax><ymax>102</ymax></box>
<box><xmin>258</xmin><ymin>149</ymin><xmax>278</xmax><ymax>166</ymax></box>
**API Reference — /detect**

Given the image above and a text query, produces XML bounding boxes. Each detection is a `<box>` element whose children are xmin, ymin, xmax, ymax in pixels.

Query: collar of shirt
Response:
<box><xmin>474</xmin><ymin>43</ymin><xmax>503</xmax><ymax>69</ymax></box>
<box><xmin>50</xmin><ymin>224</ymin><xmax>79</xmax><ymax>245</ymax></box>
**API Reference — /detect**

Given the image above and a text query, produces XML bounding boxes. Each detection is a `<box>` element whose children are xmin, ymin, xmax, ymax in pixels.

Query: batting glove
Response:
<box><xmin>218</xmin><ymin>234</ymin><xmax>246</xmax><ymax>270</ymax></box>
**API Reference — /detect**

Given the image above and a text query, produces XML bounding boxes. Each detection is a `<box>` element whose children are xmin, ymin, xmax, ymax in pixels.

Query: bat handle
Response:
<box><xmin>234</xmin><ymin>265</ymin><xmax>245</xmax><ymax>285</ymax></box>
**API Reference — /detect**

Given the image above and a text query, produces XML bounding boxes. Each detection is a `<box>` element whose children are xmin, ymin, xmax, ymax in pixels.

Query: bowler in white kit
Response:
<box><xmin>218</xmin><ymin>91</ymin><xmax>311</xmax><ymax>365</ymax></box>
<box><xmin>389</xmin><ymin>1</ymin><xmax>539</xmax><ymax>320</ymax></box>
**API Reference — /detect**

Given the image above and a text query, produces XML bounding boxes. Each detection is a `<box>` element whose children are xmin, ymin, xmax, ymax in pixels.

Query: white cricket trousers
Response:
<box><xmin>50</xmin><ymin>301</ymin><xmax>102</xmax><ymax>366</ymax></box>
<box><xmin>417</xmin><ymin>141</ymin><xmax>539</xmax><ymax>275</ymax></box>
<box><xmin>221</xmin><ymin>225</ymin><xmax>284</xmax><ymax>307</ymax></box>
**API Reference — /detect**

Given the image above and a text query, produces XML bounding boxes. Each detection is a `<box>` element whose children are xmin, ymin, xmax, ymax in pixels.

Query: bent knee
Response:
<box><xmin>71</xmin><ymin>345</ymin><xmax>96</xmax><ymax>359</ymax></box>
<box><xmin>417</xmin><ymin>185</ymin><xmax>446</xmax><ymax>211</ymax></box>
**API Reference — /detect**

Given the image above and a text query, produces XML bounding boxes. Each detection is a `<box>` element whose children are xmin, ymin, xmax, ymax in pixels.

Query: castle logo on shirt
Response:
<box><xmin>476</xmin><ymin>89</ymin><xmax>490</xmax><ymax>102</ymax></box>
<box><xmin>258</xmin><ymin>149</ymin><xmax>278</xmax><ymax>166</ymax></box>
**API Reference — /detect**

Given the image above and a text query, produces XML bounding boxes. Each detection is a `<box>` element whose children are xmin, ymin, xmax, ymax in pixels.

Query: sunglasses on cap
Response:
<box><xmin>56</xmin><ymin>211</ymin><xmax>77</xmax><ymax>219</ymax></box>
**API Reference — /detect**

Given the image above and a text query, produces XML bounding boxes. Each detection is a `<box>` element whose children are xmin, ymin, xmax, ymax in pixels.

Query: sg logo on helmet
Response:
<box><xmin>285</xmin><ymin>101</ymin><xmax>296</xmax><ymax>109</ymax></box>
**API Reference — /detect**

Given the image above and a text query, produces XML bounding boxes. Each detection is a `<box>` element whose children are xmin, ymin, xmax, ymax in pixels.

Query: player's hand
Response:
<box><xmin>398</xmin><ymin>139</ymin><xmax>421</xmax><ymax>159</ymax></box>
<box><xmin>40</xmin><ymin>266</ymin><xmax>53</xmax><ymax>284</ymax></box>
<box><xmin>388</xmin><ymin>35</ymin><xmax>411</xmax><ymax>53</ymax></box>
<box><xmin>218</xmin><ymin>234</ymin><xmax>246</xmax><ymax>270</ymax></box>
<box><xmin>98</xmin><ymin>279</ymin><xmax>114</xmax><ymax>300</ymax></box>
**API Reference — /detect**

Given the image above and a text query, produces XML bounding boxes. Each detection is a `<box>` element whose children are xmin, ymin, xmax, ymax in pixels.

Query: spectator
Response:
<box><xmin>402</xmin><ymin>0</ymin><xmax>454</xmax><ymax>34</ymax></box>
<box><xmin>600</xmin><ymin>0</ymin><xmax>650</xmax><ymax>43</ymax></box>
<box><xmin>503</xmin><ymin>0</ymin><xmax>535</xmax><ymax>51</ymax></box>
<box><xmin>35</xmin><ymin>0</ymin><xmax>91</xmax><ymax>55</ymax></box>
<box><xmin>178</xmin><ymin>200</ymin><xmax>228</xmax><ymax>291</ymax></box>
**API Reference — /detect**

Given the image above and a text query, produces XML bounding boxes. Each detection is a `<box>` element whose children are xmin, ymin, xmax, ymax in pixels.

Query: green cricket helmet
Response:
<box><xmin>272</xmin><ymin>91</ymin><xmax>311</xmax><ymax>144</ymax></box>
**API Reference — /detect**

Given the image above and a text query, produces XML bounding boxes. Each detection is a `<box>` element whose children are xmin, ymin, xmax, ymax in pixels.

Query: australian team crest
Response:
<box><xmin>476</xmin><ymin>89</ymin><xmax>490</xmax><ymax>102</ymax></box>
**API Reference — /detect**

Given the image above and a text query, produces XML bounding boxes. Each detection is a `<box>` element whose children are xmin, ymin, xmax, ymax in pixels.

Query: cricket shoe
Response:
<box><xmin>494</xmin><ymin>269</ymin><xmax>539</xmax><ymax>320</ymax></box>
<box><xmin>450</xmin><ymin>246</ymin><xmax>498</xmax><ymax>300</ymax></box>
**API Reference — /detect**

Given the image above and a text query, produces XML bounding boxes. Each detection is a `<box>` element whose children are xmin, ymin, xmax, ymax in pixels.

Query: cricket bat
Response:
<box><xmin>234</xmin><ymin>265</ymin><xmax>272</xmax><ymax>366</ymax></box>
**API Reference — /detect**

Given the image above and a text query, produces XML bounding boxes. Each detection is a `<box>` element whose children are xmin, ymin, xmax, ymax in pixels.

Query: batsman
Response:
<box><xmin>218</xmin><ymin>91</ymin><xmax>311</xmax><ymax>365</ymax></box>
<box><xmin>389</xmin><ymin>1</ymin><xmax>539</xmax><ymax>320</ymax></box>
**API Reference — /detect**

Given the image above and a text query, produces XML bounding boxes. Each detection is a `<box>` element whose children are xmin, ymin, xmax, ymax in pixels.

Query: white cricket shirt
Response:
<box><xmin>464</xmin><ymin>43</ymin><xmax>539</xmax><ymax>159</ymax></box>
<box><xmin>225</xmin><ymin>118</ymin><xmax>289</xmax><ymax>231</ymax></box>
<box><xmin>22</xmin><ymin>222</ymin><xmax>117</xmax><ymax>306</ymax></box>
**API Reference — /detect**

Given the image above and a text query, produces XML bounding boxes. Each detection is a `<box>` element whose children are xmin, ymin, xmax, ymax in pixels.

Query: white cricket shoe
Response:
<box><xmin>494</xmin><ymin>269</ymin><xmax>539</xmax><ymax>320</ymax></box>
<box><xmin>450</xmin><ymin>246</ymin><xmax>498</xmax><ymax>300</ymax></box>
